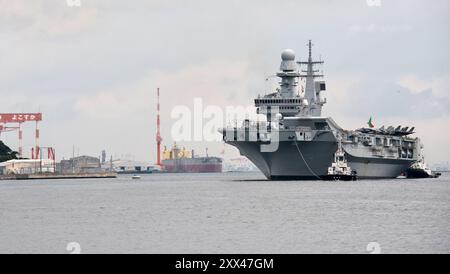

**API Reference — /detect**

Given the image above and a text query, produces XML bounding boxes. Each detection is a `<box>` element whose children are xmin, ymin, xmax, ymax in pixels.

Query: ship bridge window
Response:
<box><xmin>314</xmin><ymin>122</ymin><xmax>328</xmax><ymax>130</ymax></box>
<box><xmin>376</xmin><ymin>138</ymin><xmax>382</xmax><ymax>146</ymax></box>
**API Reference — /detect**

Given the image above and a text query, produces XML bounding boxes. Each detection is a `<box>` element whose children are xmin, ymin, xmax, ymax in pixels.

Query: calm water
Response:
<box><xmin>0</xmin><ymin>172</ymin><xmax>449</xmax><ymax>254</ymax></box>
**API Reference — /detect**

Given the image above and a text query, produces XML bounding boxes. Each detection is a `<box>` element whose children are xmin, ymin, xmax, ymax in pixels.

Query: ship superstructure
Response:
<box><xmin>221</xmin><ymin>41</ymin><xmax>422</xmax><ymax>179</ymax></box>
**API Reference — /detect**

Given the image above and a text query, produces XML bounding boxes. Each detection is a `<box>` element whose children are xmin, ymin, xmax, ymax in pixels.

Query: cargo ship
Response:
<box><xmin>161</xmin><ymin>143</ymin><xmax>222</xmax><ymax>173</ymax></box>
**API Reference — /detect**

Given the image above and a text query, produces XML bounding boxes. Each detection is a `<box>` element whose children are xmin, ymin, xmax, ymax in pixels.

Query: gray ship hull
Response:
<box><xmin>227</xmin><ymin>140</ymin><xmax>415</xmax><ymax>180</ymax></box>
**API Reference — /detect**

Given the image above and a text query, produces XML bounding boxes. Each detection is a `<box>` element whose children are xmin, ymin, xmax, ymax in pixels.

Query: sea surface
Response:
<box><xmin>0</xmin><ymin>172</ymin><xmax>449</xmax><ymax>254</ymax></box>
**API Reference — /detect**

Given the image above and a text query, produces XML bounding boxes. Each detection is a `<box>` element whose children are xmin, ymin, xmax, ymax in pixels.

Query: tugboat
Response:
<box><xmin>322</xmin><ymin>138</ymin><xmax>357</xmax><ymax>181</ymax></box>
<box><xmin>406</xmin><ymin>158</ymin><xmax>441</xmax><ymax>179</ymax></box>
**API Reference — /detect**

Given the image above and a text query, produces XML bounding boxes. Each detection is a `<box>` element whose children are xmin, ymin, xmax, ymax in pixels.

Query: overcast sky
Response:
<box><xmin>1</xmin><ymin>0</ymin><xmax>449</xmax><ymax>165</ymax></box>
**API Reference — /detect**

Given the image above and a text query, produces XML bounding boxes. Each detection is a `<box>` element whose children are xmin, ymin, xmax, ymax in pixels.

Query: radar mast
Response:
<box><xmin>297</xmin><ymin>40</ymin><xmax>326</xmax><ymax>116</ymax></box>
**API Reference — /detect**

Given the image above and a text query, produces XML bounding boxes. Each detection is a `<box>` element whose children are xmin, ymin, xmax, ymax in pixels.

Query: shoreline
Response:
<box><xmin>0</xmin><ymin>172</ymin><xmax>117</xmax><ymax>180</ymax></box>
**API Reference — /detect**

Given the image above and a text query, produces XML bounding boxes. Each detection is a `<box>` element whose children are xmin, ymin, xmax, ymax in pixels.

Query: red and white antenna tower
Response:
<box><xmin>156</xmin><ymin>88</ymin><xmax>162</xmax><ymax>166</ymax></box>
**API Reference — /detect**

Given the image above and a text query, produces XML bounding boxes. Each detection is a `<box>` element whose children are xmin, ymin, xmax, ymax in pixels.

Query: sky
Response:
<box><xmin>0</xmin><ymin>0</ymin><xmax>449</xmax><ymax>165</ymax></box>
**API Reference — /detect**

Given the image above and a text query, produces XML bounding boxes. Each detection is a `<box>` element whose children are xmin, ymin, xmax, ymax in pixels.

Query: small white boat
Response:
<box><xmin>131</xmin><ymin>175</ymin><xmax>141</xmax><ymax>180</ymax></box>
<box><xmin>323</xmin><ymin>138</ymin><xmax>357</xmax><ymax>181</ymax></box>
<box><xmin>396</xmin><ymin>173</ymin><xmax>407</xmax><ymax>179</ymax></box>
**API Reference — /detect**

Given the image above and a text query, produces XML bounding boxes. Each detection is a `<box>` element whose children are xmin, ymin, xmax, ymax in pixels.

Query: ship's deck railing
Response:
<box><xmin>224</xmin><ymin>120</ymin><xmax>269</xmax><ymax>130</ymax></box>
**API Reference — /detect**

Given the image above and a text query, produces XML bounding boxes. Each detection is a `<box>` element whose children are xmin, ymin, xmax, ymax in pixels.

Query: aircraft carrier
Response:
<box><xmin>221</xmin><ymin>41</ymin><xmax>422</xmax><ymax>180</ymax></box>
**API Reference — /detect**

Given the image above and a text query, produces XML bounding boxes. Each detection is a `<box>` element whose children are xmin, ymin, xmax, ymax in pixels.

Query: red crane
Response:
<box><xmin>0</xmin><ymin>113</ymin><xmax>42</xmax><ymax>158</ymax></box>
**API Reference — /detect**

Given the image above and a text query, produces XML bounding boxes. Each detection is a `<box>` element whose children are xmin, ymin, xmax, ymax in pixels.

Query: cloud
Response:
<box><xmin>329</xmin><ymin>76</ymin><xmax>450</xmax><ymax>121</ymax></box>
<box><xmin>0</xmin><ymin>0</ymin><xmax>98</xmax><ymax>35</ymax></box>
<box><xmin>74</xmin><ymin>58</ymin><xmax>252</xmax><ymax>120</ymax></box>
<box><xmin>398</xmin><ymin>74</ymin><xmax>450</xmax><ymax>97</ymax></box>
<box><xmin>34</xmin><ymin>8</ymin><xmax>97</xmax><ymax>36</ymax></box>
<box><xmin>348</xmin><ymin>24</ymin><xmax>413</xmax><ymax>34</ymax></box>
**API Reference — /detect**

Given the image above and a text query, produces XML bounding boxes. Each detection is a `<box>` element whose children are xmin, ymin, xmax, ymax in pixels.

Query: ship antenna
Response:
<box><xmin>308</xmin><ymin>40</ymin><xmax>312</xmax><ymax>62</ymax></box>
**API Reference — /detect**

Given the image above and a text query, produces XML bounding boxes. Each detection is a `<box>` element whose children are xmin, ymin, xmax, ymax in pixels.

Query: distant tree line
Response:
<box><xmin>0</xmin><ymin>141</ymin><xmax>18</xmax><ymax>163</ymax></box>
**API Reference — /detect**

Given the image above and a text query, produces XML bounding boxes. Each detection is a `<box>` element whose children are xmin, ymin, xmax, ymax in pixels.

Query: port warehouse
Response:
<box><xmin>0</xmin><ymin>156</ymin><xmax>158</xmax><ymax>175</ymax></box>
<box><xmin>0</xmin><ymin>156</ymin><xmax>100</xmax><ymax>175</ymax></box>
<box><xmin>0</xmin><ymin>159</ymin><xmax>55</xmax><ymax>174</ymax></box>
<box><xmin>104</xmin><ymin>159</ymin><xmax>157</xmax><ymax>173</ymax></box>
